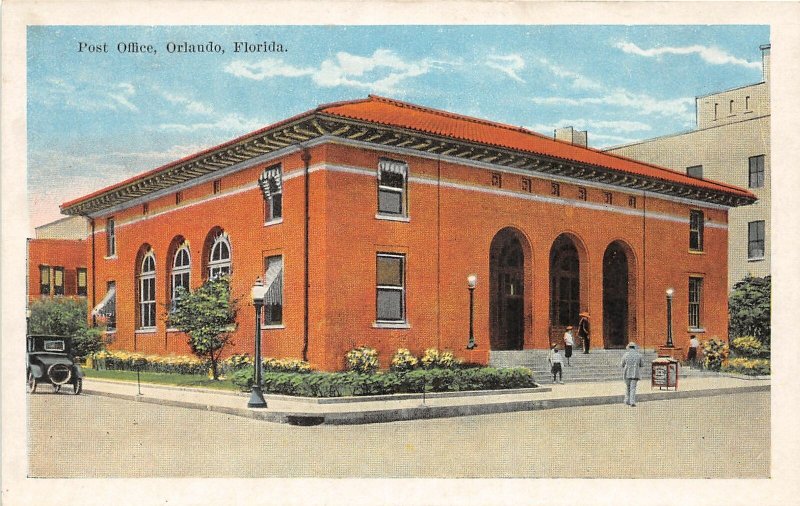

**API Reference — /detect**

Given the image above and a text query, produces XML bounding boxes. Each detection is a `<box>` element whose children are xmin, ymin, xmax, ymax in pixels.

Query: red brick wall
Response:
<box><xmin>27</xmin><ymin>238</ymin><xmax>88</xmax><ymax>302</ymax></box>
<box><xmin>86</xmin><ymin>141</ymin><xmax>730</xmax><ymax>371</ymax></box>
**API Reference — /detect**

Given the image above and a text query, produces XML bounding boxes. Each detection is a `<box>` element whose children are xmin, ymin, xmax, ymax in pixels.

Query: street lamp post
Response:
<box><xmin>248</xmin><ymin>278</ymin><xmax>268</xmax><ymax>408</ymax></box>
<box><xmin>467</xmin><ymin>274</ymin><xmax>477</xmax><ymax>350</ymax></box>
<box><xmin>665</xmin><ymin>287</ymin><xmax>674</xmax><ymax>348</ymax></box>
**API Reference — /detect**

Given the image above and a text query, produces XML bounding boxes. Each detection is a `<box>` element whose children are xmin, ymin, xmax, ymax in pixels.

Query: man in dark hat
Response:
<box><xmin>578</xmin><ymin>312</ymin><xmax>590</xmax><ymax>353</ymax></box>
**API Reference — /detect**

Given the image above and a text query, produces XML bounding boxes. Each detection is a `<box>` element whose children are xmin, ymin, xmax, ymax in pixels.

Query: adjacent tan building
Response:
<box><xmin>608</xmin><ymin>45</ymin><xmax>770</xmax><ymax>289</ymax></box>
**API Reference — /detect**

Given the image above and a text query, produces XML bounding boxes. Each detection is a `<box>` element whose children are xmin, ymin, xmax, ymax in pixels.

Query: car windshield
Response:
<box><xmin>43</xmin><ymin>340</ymin><xmax>66</xmax><ymax>352</ymax></box>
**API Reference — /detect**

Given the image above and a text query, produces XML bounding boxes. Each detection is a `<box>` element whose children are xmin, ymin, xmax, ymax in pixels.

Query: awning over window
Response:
<box><xmin>264</xmin><ymin>260</ymin><xmax>283</xmax><ymax>305</ymax></box>
<box><xmin>92</xmin><ymin>286</ymin><xmax>116</xmax><ymax>317</ymax></box>
<box><xmin>378</xmin><ymin>159</ymin><xmax>407</xmax><ymax>176</ymax></box>
<box><xmin>259</xmin><ymin>167</ymin><xmax>282</xmax><ymax>199</ymax></box>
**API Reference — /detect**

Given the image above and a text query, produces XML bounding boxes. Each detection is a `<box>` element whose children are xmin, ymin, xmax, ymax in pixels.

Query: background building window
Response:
<box><xmin>53</xmin><ymin>267</ymin><xmax>65</xmax><ymax>296</ymax></box>
<box><xmin>171</xmin><ymin>242</ymin><xmax>191</xmax><ymax>309</ymax></box>
<box><xmin>208</xmin><ymin>233</ymin><xmax>232</xmax><ymax>278</ymax></box>
<box><xmin>107</xmin><ymin>217</ymin><xmax>116</xmax><ymax>256</ymax></box>
<box><xmin>686</xmin><ymin>165</ymin><xmax>703</xmax><ymax>179</ymax></box>
<box><xmin>263</xmin><ymin>255</ymin><xmax>283</xmax><ymax>326</ymax></box>
<box><xmin>77</xmin><ymin>268</ymin><xmax>88</xmax><ymax>296</ymax></box>
<box><xmin>749</xmin><ymin>155</ymin><xmax>765</xmax><ymax>188</ymax></box>
<box><xmin>689</xmin><ymin>277</ymin><xmax>703</xmax><ymax>329</ymax></box>
<box><xmin>376</xmin><ymin>253</ymin><xmax>405</xmax><ymax>322</ymax></box>
<box><xmin>138</xmin><ymin>250</ymin><xmax>156</xmax><ymax>328</ymax></box>
<box><xmin>39</xmin><ymin>265</ymin><xmax>50</xmax><ymax>295</ymax></box>
<box><xmin>748</xmin><ymin>220</ymin><xmax>765</xmax><ymax>259</ymax></box>
<box><xmin>259</xmin><ymin>165</ymin><xmax>282</xmax><ymax>222</ymax></box>
<box><xmin>377</xmin><ymin>159</ymin><xmax>408</xmax><ymax>216</ymax></box>
<box><xmin>689</xmin><ymin>210</ymin><xmax>704</xmax><ymax>251</ymax></box>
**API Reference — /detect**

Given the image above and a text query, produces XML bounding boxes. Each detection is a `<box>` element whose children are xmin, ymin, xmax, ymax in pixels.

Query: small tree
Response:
<box><xmin>28</xmin><ymin>298</ymin><xmax>104</xmax><ymax>359</ymax></box>
<box><xmin>729</xmin><ymin>275</ymin><xmax>771</xmax><ymax>346</ymax></box>
<box><xmin>167</xmin><ymin>276</ymin><xmax>238</xmax><ymax>379</ymax></box>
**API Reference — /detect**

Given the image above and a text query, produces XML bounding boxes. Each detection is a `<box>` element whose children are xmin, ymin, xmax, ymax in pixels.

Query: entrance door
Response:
<box><xmin>490</xmin><ymin>232</ymin><xmax>526</xmax><ymax>350</ymax></box>
<box><xmin>603</xmin><ymin>242</ymin><xmax>629</xmax><ymax>348</ymax></box>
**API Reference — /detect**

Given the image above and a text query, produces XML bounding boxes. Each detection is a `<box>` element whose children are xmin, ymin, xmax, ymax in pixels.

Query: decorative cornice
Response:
<box><xmin>62</xmin><ymin>112</ymin><xmax>756</xmax><ymax>216</ymax></box>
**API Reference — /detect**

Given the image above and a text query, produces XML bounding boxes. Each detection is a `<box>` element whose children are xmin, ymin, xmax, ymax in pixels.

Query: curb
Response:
<box><xmin>82</xmin><ymin>383</ymin><xmax>770</xmax><ymax>426</ymax></box>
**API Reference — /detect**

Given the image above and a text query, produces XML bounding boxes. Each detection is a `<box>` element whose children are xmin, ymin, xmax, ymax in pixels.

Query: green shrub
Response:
<box><xmin>390</xmin><ymin>348</ymin><xmax>419</xmax><ymax>372</ymax></box>
<box><xmin>28</xmin><ymin>298</ymin><xmax>106</xmax><ymax>359</ymax></box>
<box><xmin>729</xmin><ymin>275</ymin><xmax>770</xmax><ymax>346</ymax></box>
<box><xmin>730</xmin><ymin>336</ymin><xmax>770</xmax><ymax>359</ymax></box>
<box><xmin>702</xmin><ymin>338</ymin><xmax>729</xmax><ymax>371</ymax></box>
<box><xmin>345</xmin><ymin>346</ymin><xmax>379</xmax><ymax>374</ymax></box>
<box><xmin>722</xmin><ymin>358</ymin><xmax>770</xmax><ymax>376</ymax></box>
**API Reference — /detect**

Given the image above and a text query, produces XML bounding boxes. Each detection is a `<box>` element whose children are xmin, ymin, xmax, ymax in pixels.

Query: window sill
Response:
<box><xmin>748</xmin><ymin>256</ymin><xmax>765</xmax><ymax>262</ymax></box>
<box><xmin>104</xmin><ymin>330</ymin><xmax>117</xmax><ymax>334</ymax></box>
<box><xmin>375</xmin><ymin>214</ymin><xmax>410</xmax><ymax>223</ymax></box>
<box><xmin>166</xmin><ymin>328</ymin><xmax>183</xmax><ymax>333</ymax></box>
<box><xmin>264</xmin><ymin>218</ymin><xmax>283</xmax><ymax>227</ymax></box>
<box><xmin>260</xmin><ymin>324</ymin><xmax>285</xmax><ymax>330</ymax></box>
<box><xmin>688</xmin><ymin>328</ymin><xmax>706</xmax><ymax>333</ymax></box>
<box><xmin>104</xmin><ymin>255</ymin><xmax>118</xmax><ymax>260</ymax></box>
<box><xmin>688</xmin><ymin>250</ymin><xmax>705</xmax><ymax>255</ymax></box>
<box><xmin>372</xmin><ymin>321</ymin><xmax>411</xmax><ymax>329</ymax></box>
<box><xmin>135</xmin><ymin>328</ymin><xmax>157</xmax><ymax>334</ymax></box>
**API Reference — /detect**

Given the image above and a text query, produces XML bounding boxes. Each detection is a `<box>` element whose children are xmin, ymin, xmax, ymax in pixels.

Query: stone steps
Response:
<box><xmin>490</xmin><ymin>349</ymin><xmax>720</xmax><ymax>384</ymax></box>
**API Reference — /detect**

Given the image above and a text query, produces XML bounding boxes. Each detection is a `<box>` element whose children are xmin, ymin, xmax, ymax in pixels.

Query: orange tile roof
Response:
<box><xmin>62</xmin><ymin>94</ymin><xmax>755</xmax><ymax>212</ymax></box>
<box><xmin>320</xmin><ymin>95</ymin><xmax>755</xmax><ymax>199</ymax></box>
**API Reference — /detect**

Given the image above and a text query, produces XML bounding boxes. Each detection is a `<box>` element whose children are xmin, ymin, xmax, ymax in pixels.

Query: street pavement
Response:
<box><xmin>27</xmin><ymin>389</ymin><xmax>769</xmax><ymax>478</ymax></box>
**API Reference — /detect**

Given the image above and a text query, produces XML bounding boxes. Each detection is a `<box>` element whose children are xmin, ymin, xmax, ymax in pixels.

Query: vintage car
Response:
<box><xmin>26</xmin><ymin>335</ymin><xmax>84</xmax><ymax>394</ymax></box>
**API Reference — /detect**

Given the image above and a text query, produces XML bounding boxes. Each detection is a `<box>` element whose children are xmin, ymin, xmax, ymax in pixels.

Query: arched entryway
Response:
<box><xmin>549</xmin><ymin>234</ymin><xmax>588</xmax><ymax>346</ymax></box>
<box><xmin>489</xmin><ymin>228</ymin><xmax>531</xmax><ymax>350</ymax></box>
<box><xmin>602</xmin><ymin>240</ymin><xmax>637</xmax><ymax>348</ymax></box>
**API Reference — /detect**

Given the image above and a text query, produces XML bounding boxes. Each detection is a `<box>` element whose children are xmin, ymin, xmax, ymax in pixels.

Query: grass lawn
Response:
<box><xmin>83</xmin><ymin>368</ymin><xmax>242</xmax><ymax>392</ymax></box>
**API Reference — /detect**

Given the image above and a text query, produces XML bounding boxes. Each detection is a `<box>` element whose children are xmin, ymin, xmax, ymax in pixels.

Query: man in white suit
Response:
<box><xmin>620</xmin><ymin>342</ymin><xmax>644</xmax><ymax>406</ymax></box>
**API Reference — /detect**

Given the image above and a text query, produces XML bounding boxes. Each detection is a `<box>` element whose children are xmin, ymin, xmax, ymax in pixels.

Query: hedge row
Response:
<box><xmin>92</xmin><ymin>350</ymin><xmax>311</xmax><ymax>376</ymax></box>
<box><xmin>231</xmin><ymin>366</ymin><xmax>536</xmax><ymax>397</ymax></box>
<box><xmin>722</xmin><ymin>358</ymin><xmax>771</xmax><ymax>376</ymax></box>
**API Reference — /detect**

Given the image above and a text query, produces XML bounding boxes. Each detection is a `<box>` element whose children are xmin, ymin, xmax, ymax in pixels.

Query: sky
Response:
<box><xmin>27</xmin><ymin>25</ymin><xmax>769</xmax><ymax>229</ymax></box>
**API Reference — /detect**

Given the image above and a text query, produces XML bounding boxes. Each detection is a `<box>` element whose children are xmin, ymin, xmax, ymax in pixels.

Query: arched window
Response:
<box><xmin>208</xmin><ymin>232</ymin><xmax>231</xmax><ymax>278</ymax></box>
<box><xmin>171</xmin><ymin>242</ymin><xmax>191</xmax><ymax>309</ymax></box>
<box><xmin>138</xmin><ymin>249</ymin><xmax>156</xmax><ymax>329</ymax></box>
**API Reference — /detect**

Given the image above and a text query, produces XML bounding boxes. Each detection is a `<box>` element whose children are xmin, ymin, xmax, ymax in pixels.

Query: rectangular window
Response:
<box><xmin>140</xmin><ymin>275</ymin><xmax>156</xmax><ymax>328</ymax></box>
<box><xmin>142</xmin><ymin>203</ymin><xmax>149</xmax><ymax>215</ymax></box>
<box><xmin>376</xmin><ymin>253</ymin><xmax>405</xmax><ymax>322</ymax></box>
<box><xmin>106</xmin><ymin>217</ymin><xmax>116</xmax><ymax>256</ymax></box>
<box><xmin>749</xmin><ymin>155</ymin><xmax>765</xmax><ymax>188</ymax></box>
<box><xmin>39</xmin><ymin>265</ymin><xmax>50</xmax><ymax>295</ymax></box>
<box><xmin>260</xmin><ymin>165</ymin><xmax>282</xmax><ymax>222</ymax></box>
<box><xmin>378</xmin><ymin>159</ymin><xmax>408</xmax><ymax>216</ymax></box>
<box><xmin>106</xmin><ymin>281</ymin><xmax>116</xmax><ymax>330</ymax></box>
<box><xmin>748</xmin><ymin>220</ymin><xmax>765</xmax><ymax>259</ymax></box>
<box><xmin>52</xmin><ymin>267</ymin><xmax>65</xmax><ymax>296</ymax></box>
<box><xmin>689</xmin><ymin>277</ymin><xmax>703</xmax><ymax>329</ymax></box>
<box><xmin>521</xmin><ymin>178</ymin><xmax>531</xmax><ymax>193</ymax></box>
<box><xmin>77</xmin><ymin>268</ymin><xmax>88</xmax><ymax>296</ymax></box>
<box><xmin>603</xmin><ymin>192</ymin><xmax>613</xmax><ymax>205</ymax></box>
<box><xmin>213</xmin><ymin>179</ymin><xmax>222</xmax><ymax>194</ymax></box>
<box><xmin>263</xmin><ymin>255</ymin><xmax>284</xmax><ymax>326</ymax></box>
<box><xmin>175</xmin><ymin>191</ymin><xmax>183</xmax><ymax>205</ymax></box>
<box><xmin>628</xmin><ymin>196</ymin><xmax>637</xmax><ymax>208</ymax></box>
<box><xmin>578</xmin><ymin>187</ymin><xmax>587</xmax><ymax>201</ymax></box>
<box><xmin>551</xmin><ymin>182</ymin><xmax>560</xmax><ymax>196</ymax></box>
<box><xmin>686</xmin><ymin>165</ymin><xmax>703</xmax><ymax>179</ymax></box>
<box><xmin>689</xmin><ymin>210</ymin><xmax>704</xmax><ymax>251</ymax></box>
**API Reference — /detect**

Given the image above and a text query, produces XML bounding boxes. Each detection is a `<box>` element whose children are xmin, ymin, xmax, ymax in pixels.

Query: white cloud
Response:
<box><xmin>160</xmin><ymin>90</ymin><xmax>214</xmax><ymax>115</ymax></box>
<box><xmin>486</xmin><ymin>54</ymin><xmax>525</xmax><ymax>83</ymax></box>
<box><xmin>615</xmin><ymin>41</ymin><xmax>762</xmax><ymax>70</ymax></box>
<box><xmin>225</xmin><ymin>49</ymin><xmax>446</xmax><ymax>94</ymax></box>
<box><xmin>538</xmin><ymin>58</ymin><xmax>603</xmax><ymax>91</ymax></box>
<box><xmin>40</xmin><ymin>78</ymin><xmax>140</xmax><ymax>112</ymax></box>
<box><xmin>158</xmin><ymin>113</ymin><xmax>266</xmax><ymax>133</ymax></box>
<box><xmin>531</xmin><ymin>89</ymin><xmax>694</xmax><ymax>120</ymax></box>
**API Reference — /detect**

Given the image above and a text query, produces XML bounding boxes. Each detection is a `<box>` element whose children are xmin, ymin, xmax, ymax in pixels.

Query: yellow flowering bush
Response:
<box><xmin>723</xmin><ymin>357</ymin><xmax>770</xmax><ymax>376</ymax></box>
<box><xmin>421</xmin><ymin>348</ymin><xmax>460</xmax><ymax>369</ymax></box>
<box><xmin>731</xmin><ymin>336</ymin><xmax>770</xmax><ymax>358</ymax></box>
<box><xmin>390</xmin><ymin>348</ymin><xmax>419</xmax><ymax>372</ymax></box>
<box><xmin>345</xmin><ymin>346</ymin><xmax>379</xmax><ymax>374</ymax></box>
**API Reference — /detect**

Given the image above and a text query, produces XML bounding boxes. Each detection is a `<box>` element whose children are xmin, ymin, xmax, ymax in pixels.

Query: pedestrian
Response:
<box><xmin>619</xmin><ymin>342</ymin><xmax>644</xmax><ymax>406</ymax></box>
<box><xmin>563</xmin><ymin>326</ymin><xmax>574</xmax><ymax>366</ymax></box>
<box><xmin>687</xmin><ymin>334</ymin><xmax>699</xmax><ymax>368</ymax></box>
<box><xmin>549</xmin><ymin>345</ymin><xmax>564</xmax><ymax>384</ymax></box>
<box><xmin>578</xmin><ymin>312</ymin><xmax>590</xmax><ymax>353</ymax></box>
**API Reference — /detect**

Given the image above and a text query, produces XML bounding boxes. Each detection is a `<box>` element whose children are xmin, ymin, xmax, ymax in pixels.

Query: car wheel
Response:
<box><xmin>52</xmin><ymin>384</ymin><xmax>61</xmax><ymax>393</ymax></box>
<box><xmin>72</xmin><ymin>377</ymin><xmax>83</xmax><ymax>395</ymax></box>
<box><xmin>27</xmin><ymin>371</ymin><xmax>37</xmax><ymax>394</ymax></box>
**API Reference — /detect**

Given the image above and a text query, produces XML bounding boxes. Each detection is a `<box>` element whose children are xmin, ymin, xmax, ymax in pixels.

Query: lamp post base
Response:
<box><xmin>248</xmin><ymin>386</ymin><xmax>268</xmax><ymax>408</ymax></box>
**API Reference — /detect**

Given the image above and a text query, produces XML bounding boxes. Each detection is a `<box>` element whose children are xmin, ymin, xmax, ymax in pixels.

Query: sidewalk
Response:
<box><xmin>81</xmin><ymin>375</ymin><xmax>770</xmax><ymax>426</ymax></box>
